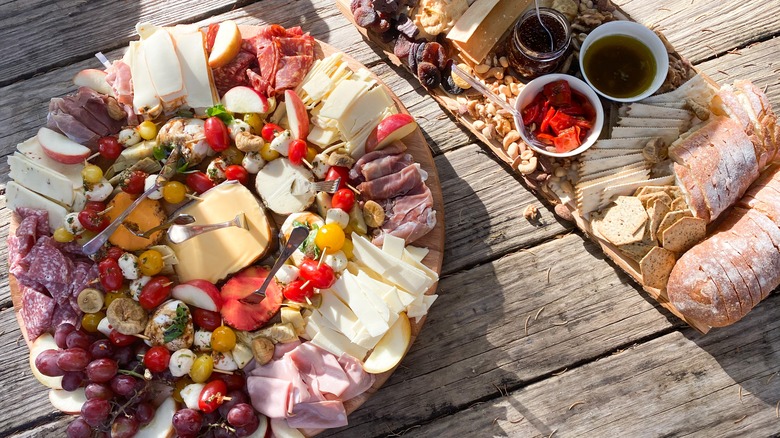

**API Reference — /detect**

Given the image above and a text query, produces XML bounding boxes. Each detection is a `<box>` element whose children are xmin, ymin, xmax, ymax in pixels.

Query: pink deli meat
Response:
<box><xmin>246</xmin><ymin>25</ymin><xmax>314</xmax><ymax>96</ymax></box>
<box><xmin>213</xmin><ymin>50</ymin><xmax>257</xmax><ymax>96</ymax></box>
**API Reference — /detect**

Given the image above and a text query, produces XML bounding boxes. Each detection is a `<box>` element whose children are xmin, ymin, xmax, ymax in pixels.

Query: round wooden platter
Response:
<box><xmin>8</xmin><ymin>24</ymin><xmax>446</xmax><ymax>436</ymax></box>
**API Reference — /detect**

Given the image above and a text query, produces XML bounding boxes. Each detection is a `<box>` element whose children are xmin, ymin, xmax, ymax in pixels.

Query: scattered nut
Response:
<box><xmin>554</xmin><ymin>166</ymin><xmax>567</xmax><ymax>178</ymax></box>
<box><xmin>106</xmin><ymin>97</ymin><xmax>125</xmax><ymax>121</ymax></box>
<box><xmin>554</xmin><ymin>203</ymin><xmax>574</xmax><ymax>222</ymax></box>
<box><xmin>517</xmin><ymin>156</ymin><xmax>538</xmax><ymax>174</ymax></box>
<box><xmin>473</xmin><ymin>120</ymin><xmax>486</xmax><ymax>131</ymax></box>
<box><xmin>507</xmin><ymin>142</ymin><xmax>520</xmax><ymax>159</ymax></box>
<box><xmin>523</xmin><ymin>205</ymin><xmax>541</xmax><ymax>224</ymax></box>
<box><xmin>499</xmin><ymin>56</ymin><xmax>509</xmax><ymax>68</ymax></box>
<box><xmin>503</xmin><ymin>130</ymin><xmax>521</xmax><ymax>149</ymax></box>
<box><xmin>488</xmin><ymin>66</ymin><xmax>505</xmax><ymax>80</ymax></box>
<box><xmin>474</xmin><ymin>63</ymin><xmax>490</xmax><ymax>74</ymax></box>
<box><xmin>520</xmin><ymin>149</ymin><xmax>534</xmax><ymax>161</ymax></box>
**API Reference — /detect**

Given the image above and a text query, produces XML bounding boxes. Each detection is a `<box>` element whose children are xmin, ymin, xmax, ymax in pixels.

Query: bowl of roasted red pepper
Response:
<box><xmin>514</xmin><ymin>74</ymin><xmax>604</xmax><ymax>157</ymax></box>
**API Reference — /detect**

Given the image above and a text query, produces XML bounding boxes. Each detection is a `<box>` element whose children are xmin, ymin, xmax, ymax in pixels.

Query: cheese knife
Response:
<box><xmin>241</xmin><ymin>226</ymin><xmax>309</xmax><ymax>304</ymax></box>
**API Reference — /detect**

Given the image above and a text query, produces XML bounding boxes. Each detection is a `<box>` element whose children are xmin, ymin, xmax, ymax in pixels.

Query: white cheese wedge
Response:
<box><xmin>319</xmin><ymin>79</ymin><xmax>370</xmax><ymax>120</ymax></box>
<box><xmin>350</xmin><ymin>326</ymin><xmax>384</xmax><ymax>350</ymax></box>
<box><xmin>407</xmin><ymin>295</ymin><xmax>438</xmax><ymax>322</ymax></box>
<box><xmin>16</xmin><ymin>137</ymin><xmax>83</xmax><ymax>187</ymax></box>
<box><xmin>340</xmin><ymin>86</ymin><xmax>393</xmax><ymax>136</ymax></box>
<box><xmin>307</xmin><ymin>125</ymin><xmax>340</xmax><ymax>147</ymax></box>
<box><xmin>171</xmin><ymin>182</ymin><xmax>272</xmax><ymax>283</ymax></box>
<box><xmin>168</xmin><ymin>25</ymin><xmax>218</xmax><ymax>111</ymax></box>
<box><xmin>9</xmin><ymin>154</ymin><xmax>77</xmax><ymax>207</ymax></box>
<box><xmin>357</xmin><ymin>270</ymin><xmax>404</xmax><ymax>314</ymax></box>
<box><xmin>350</xmin><ymin>273</ymin><xmax>397</xmax><ymax>327</ymax></box>
<box><xmin>143</xmin><ymin>29</ymin><xmax>187</xmax><ymax>104</ymax></box>
<box><xmin>401</xmin><ymin>250</ymin><xmax>439</xmax><ymax>285</ymax></box>
<box><xmin>382</xmin><ymin>234</ymin><xmax>406</xmax><ymax>260</ymax></box>
<box><xmin>330</xmin><ymin>273</ymin><xmax>389</xmax><ymax>337</ymax></box>
<box><xmin>404</xmin><ymin>245</ymin><xmax>429</xmax><ymax>263</ymax></box>
<box><xmin>6</xmin><ymin>181</ymin><xmax>69</xmax><ymax>232</ymax></box>
<box><xmin>317</xmin><ymin>290</ymin><xmax>362</xmax><ymax>340</ymax></box>
<box><xmin>352</xmin><ymin>233</ymin><xmax>434</xmax><ymax>294</ymax></box>
<box><xmin>128</xmin><ymin>41</ymin><xmax>162</xmax><ymax>116</ymax></box>
<box><xmin>307</xmin><ymin>314</ymin><xmax>369</xmax><ymax>361</ymax></box>
<box><xmin>301</xmin><ymin>71</ymin><xmax>335</xmax><ymax>105</ymax></box>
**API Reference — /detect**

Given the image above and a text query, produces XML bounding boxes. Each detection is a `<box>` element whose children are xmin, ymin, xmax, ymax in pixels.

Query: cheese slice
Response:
<box><xmin>128</xmin><ymin>41</ymin><xmax>162</xmax><ymax>116</ymax></box>
<box><xmin>340</xmin><ymin>86</ymin><xmax>392</xmax><ymax>136</ymax></box>
<box><xmin>171</xmin><ymin>182</ymin><xmax>272</xmax><ymax>283</ymax></box>
<box><xmin>350</xmin><ymin>326</ymin><xmax>384</xmax><ymax>350</ymax></box>
<box><xmin>9</xmin><ymin>154</ymin><xmax>77</xmax><ymax>206</ymax></box>
<box><xmin>319</xmin><ymin>79</ymin><xmax>369</xmax><ymax>120</ymax></box>
<box><xmin>351</xmin><ymin>233</ymin><xmax>434</xmax><ymax>294</ymax></box>
<box><xmin>16</xmin><ymin>137</ymin><xmax>83</xmax><ymax>187</ymax></box>
<box><xmin>381</xmin><ymin>234</ymin><xmax>406</xmax><ymax>260</ymax></box>
<box><xmin>408</xmin><ymin>295</ymin><xmax>438</xmax><ymax>322</ymax></box>
<box><xmin>6</xmin><ymin>181</ymin><xmax>69</xmax><ymax>232</ymax></box>
<box><xmin>404</xmin><ymin>245</ymin><xmax>429</xmax><ymax>263</ymax></box>
<box><xmin>168</xmin><ymin>25</ymin><xmax>217</xmax><ymax>111</ymax></box>
<box><xmin>301</xmin><ymin>71</ymin><xmax>335</xmax><ymax>105</ymax></box>
<box><xmin>330</xmin><ymin>274</ymin><xmax>389</xmax><ymax>337</ymax></box>
<box><xmin>401</xmin><ymin>249</ymin><xmax>439</xmax><ymax>285</ymax></box>
<box><xmin>143</xmin><ymin>29</ymin><xmax>187</xmax><ymax>104</ymax></box>
<box><xmin>578</xmin><ymin>153</ymin><xmax>645</xmax><ymax>177</ymax></box>
<box><xmin>317</xmin><ymin>289</ymin><xmax>362</xmax><ymax>340</ymax></box>
<box><xmin>307</xmin><ymin>317</ymin><xmax>369</xmax><ymax>361</ymax></box>
<box><xmin>307</xmin><ymin>125</ymin><xmax>339</xmax><ymax>147</ymax></box>
<box><xmin>357</xmin><ymin>270</ymin><xmax>404</xmax><ymax>314</ymax></box>
<box><xmin>447</xmin><ymin>0</ymin><xmax>500</xmax><ymax>42</ymax></box>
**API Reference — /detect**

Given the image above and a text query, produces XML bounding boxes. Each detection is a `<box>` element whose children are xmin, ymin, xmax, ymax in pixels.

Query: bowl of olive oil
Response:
<box><xmin>579</xmin><ymin>21</ymin><xmax>668</xmax><ymax>102</ymax></box>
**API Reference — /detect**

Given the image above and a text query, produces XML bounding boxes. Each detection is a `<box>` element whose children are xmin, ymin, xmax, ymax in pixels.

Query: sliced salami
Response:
<box><xmin>213</xmin><ymin>51</ymin><xmax>256</xmax><ymax>95</ymax></box>
<box><xmin>17</xmin><ymin>207</ymin><xmax>50</xmax><ymax>237</ymax></box>
<box><xmin>21</xmin><ymin>285</ymin><xmax>55</xmax><ymax>341</ymax></box>
<box><xmin>274</xmin><ymin>55</ymin><xmax>313</xmax><ymax>92</ymax></box>
<box><xmin>247</xmin><ymin>69</ymin><xmax>271</xmax><ymax>97</ymax></box>
<box><xmin>279</xmin><ymin>37</ymin><xmax>314</xmax><ymax>58</ymax></box>
<box><xmin>22</xmin><ymin>236</ymin><xmax>73</xmax><ymax>293</ymax></box>
<box><xmin>51</xmin><ymin>303</ymin><xmax>81</xmax><ymax>329</ymax></box>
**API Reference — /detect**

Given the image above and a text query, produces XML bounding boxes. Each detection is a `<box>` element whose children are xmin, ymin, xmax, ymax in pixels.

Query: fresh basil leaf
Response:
<box><xmin>163</xmin><ymin>304</ymin><xmax>189</xmax><ymax>343</ymax></box>
<box><xmin>206</xmin><ymin>104</ymin><xmax>234</xmax><ymax>124</ymax></box>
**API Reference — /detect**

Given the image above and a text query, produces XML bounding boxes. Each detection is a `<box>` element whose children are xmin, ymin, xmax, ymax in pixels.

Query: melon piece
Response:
<box><xmin>106</xmin><ymin>191</ymin><xmax>166</xmax><ymax>251</ymax></box>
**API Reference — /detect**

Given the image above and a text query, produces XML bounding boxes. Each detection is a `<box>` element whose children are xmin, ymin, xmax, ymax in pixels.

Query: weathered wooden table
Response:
<box><xmin>1</xmin><ymin>1</ymin><xmax>779</xmax><ymax>436</ymax></box>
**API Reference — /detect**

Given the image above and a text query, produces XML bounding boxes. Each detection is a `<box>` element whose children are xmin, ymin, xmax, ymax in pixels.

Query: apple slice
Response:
<box><xmin>73</xmin><ymin>69</ymin><xmax>114</xmax><ymax>96</ymax></box>
<box><xmin>285</xmin><ymin>89</ymin><xmax>309</xmax><ymax>140</ymax></box>
<box><xmin>29</xmin><ymin>333</ymin><xmax>63</xmax><ymax>389</ymax></box>
<box><xmin>246</xmin><ymin>414</ymin><xmax>269</xmax><ymax>438</ymax></box>
<box><xmin>172</xmin><ymin>279</ymin><xmax>223</xmax><ymax>312</ymax></box>
<box><xmin>222</xmin><ymin>86</ymin><xmax>270</xmax><ymax>114</ymax></box>
<box><xmin>365</xmin><ymin>113</ymin><xmax>417</xmax><ymax>153</ymax></box>
<box><xmin>136</xmin><ymin>396</ymin><xmax>177</xmax><ymax>438</ymax></box>
<box><xmin>362</xmin><ymin>312</ymin><xmax>411</xmax><ymax>374</ymax></box>
<box><xmin>49</xmin><ymin>388</ymin><xmax>87</xmax><ymax>414</ymax></box>
<box><xmin>37</xmin><ymin>127</ymin><xmax>92</xmax><ymax>164</ymax></box>
<box><xmin>270</xmin><ymin>418</ymin><xmax>305</xmax><ymax>438</ymax></box>
<box><xmin>208</xmin><ymin>20</ymin><xmax>241</xmax><ymax>69</ymax></box>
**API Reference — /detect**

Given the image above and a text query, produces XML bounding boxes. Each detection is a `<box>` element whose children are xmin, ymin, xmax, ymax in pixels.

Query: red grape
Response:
<box><xmin>86</xmin><ymin>358</ymin><xmax>118</xmax><ymax>383</ymax></box>
<box><xmin>212</xmin><ymin>372</ymin><xmax>246</xmax><ymax>391</ymax></box>
<box><xmin>35</xmin><ymin>349</ymin><xmax>65</xmax><ymax>377</ymax></box>
<box><xmin>111</xmin><ymin>416</ymin><xmax>139</xmax><ymax>438</ymax></box>
<box><xmin>81</xmin><ymin>398</ymin><xmax>111</xmax><ymax>427</ymax></box>
<box><xmin>61</xmin><ymin>371</ymin><xmax>85</xmax><ymax>391</ymax></box>
<box><xmin>235</xmin><ymin>415</ymin><xmax>260</xmax><ymax>437</ymax></box>
<box><xmin>172</xmin><ymin>409</ymin><xmax>203</xmax><ymax>436</ymax></box>
<box><xmin>66</xmin><ymin>330</ymin><xmax>92</xmax><ymax>350</ymax></box>
<box><xmin>193</xmin><ymin>308</ymin><xmax>222</xmax><ymax>331</ymax></box>
<box><xmin>139</xmin><ymin>276</ymin><xmax>172</xmax><ymax>310</ymax></box>
<box><xmin>57</xmin><ymin>348</ymin><xmax>91</xmax><ymax>372</ymax></box>
<box><xmin>98</xmin><ymin>136</ymin><xmax>122</xmax><ymax>160</ymax></box>
<box><xmin>66</xmin><ymin>418</ymin><xmax>92</xmax><ymax>438</ymax></box>
<box><xmin>85</xmin><ymin>383</ymin><xmax>113</xmax><ymax>400</ymax></box>
<box><xmin>143</xmin><ymin>345</ymin><xmax>171</xmax><ymax>373</ymax></box>
<box><xmin>109</xmin><ymin>330</ymin><xmax>137</xmax><ymax>347</ymax></box>
<box><xmin>227</xmin><ymin>403</ymin><xmax>256</xmax><ymax>427</ymax></box>
<box><xmin>89</xmin><ymin>339</ymin><xmax>114</xmax><ymax>359</ymax></box>
<box><xmin>134</xmin><ymin>402</ymin><xmax>155</xmax><ymax>426</ymax></box>
<box><xmin>110</xmin><ymin>374</ymin><xmax>139</xmax><ymax>397</ymax></box>
<box><xmin>55</xmin><ymin>323</ymin><xmax>77</xmax><ymax>349</ymax></box>
<box><xmin>113</xmin><ymin>346</ymin><xmax>134</xmax><ymax>366</ymax></box>
<box><xmin>218</xmin><ymin>389</ymin><xmax>249</xmax><ymax>417</ymax></box>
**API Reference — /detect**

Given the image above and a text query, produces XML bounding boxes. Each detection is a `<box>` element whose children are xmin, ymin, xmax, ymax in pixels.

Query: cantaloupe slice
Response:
<box><xmin>106</xmin><ymin>191</ymin><xmax>166</xmax><ymax>251</ymax></box>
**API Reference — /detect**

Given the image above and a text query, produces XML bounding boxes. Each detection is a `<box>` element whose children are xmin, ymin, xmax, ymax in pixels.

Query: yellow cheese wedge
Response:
<box><xmin>170</xmin><ymin>182</ymin><xmax>272</xmax><ymax>283</ymax></box>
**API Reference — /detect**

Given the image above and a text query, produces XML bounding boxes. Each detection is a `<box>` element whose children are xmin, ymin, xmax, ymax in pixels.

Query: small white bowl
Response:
<box><xmin>513</xmin><ymin>74</ymin><xmax>604</xmax><ymax>158</ymax></box>
<box><xmin>579</xmin><ymin>21</ymin><xmax>669</xmax><ymax>102</ymax></box>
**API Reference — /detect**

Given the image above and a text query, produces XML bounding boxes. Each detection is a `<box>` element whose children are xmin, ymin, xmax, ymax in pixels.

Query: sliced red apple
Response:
<box><xmin>48</xmin><ymin>388</ymin><xmax>87</xmax><ymax>414</ymax></box>
<box><xmin>362</xmin><ymin>312</ymin><xmax>411</xmax><ymax>374</ymax></box>
<box><xmin>284</xmin><ymin>89</ymin><xmax>309</xmax><ymax>140</ymax></box>
<box><xmin>208</xmin><ymin>20</ymin><xmax>241</xmax><ymax>69</ymax></box>
<box><xmin>73</xmin><ymin>69</ymin><xmax>114</xmax><ymax>96</ymax></box>
<box><xmin>222</xmin><ymin>86</ymin><xmax>270</xmax><ymax>114</ymax></box>
<box><xmin>29</xmin><ymin>333</ymin><xmax>63</xmax><ymax>389</ymax></box>
<box><xmin>220</xmin><ymin>266</ymin><xmax>283</xmax><ymax>331</ymax></box>
<box><xmin>172</xmin><ymin>279</ymin><xmax>223</xmax><ymax>312</ymax></box>
<box><xmin>37</xmin><ymin>127</ymin><xmax>92</xmax><ymax>164</ymax></box>
<box><xmin>365</xmin><ymin>113</ymin><xmax>417</xmax><ymax>153</ymax></box>
<box><xmin>136</xmin><ymin>396</ymin><xmax>177</xmax><ymax>438</ymax></box>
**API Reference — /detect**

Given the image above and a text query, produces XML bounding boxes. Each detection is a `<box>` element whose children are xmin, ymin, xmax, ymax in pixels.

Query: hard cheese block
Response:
<box><xmin>170</xmin><ymin>182</ymin><xmax>272</xmax><ymax>283</ymax></box>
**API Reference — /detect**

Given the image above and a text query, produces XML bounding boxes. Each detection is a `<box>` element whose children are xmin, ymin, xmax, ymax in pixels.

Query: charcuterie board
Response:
<box><xmin>7</xmin><ymin>22</ymin><xmax>445</xmax><ymax>437</ymax></box>
<box><xmin>336</xmin><ymin>0</ymin><xmax>780</xmax><ymax>334</ymax></box>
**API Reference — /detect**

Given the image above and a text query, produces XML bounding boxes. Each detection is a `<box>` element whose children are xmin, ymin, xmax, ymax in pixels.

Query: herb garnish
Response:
<box><xmin>206</xmin><ymin>104</ymin><xmax>234</xmax><ymax>124</ymax></box>
<box><xmin>163</xmin><ymin>304</ymin><xmax>189</xmax><ymax>343</ymax></box>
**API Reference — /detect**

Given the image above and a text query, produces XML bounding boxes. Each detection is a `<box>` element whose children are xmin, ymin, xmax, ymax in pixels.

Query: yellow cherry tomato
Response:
<box><xmin>306</xmin><ymin>147</ymin><xmax>317</xmax><ymax>163</ymax></box>
<box><xmin>340</xmin><ymin>238</ymin><xmax>354</xmax><ymax>259</ymax></box>
<box><xmin>162</xmin><ymin>181</ymin><xmax>187</xmax><ymax>204</ymax></box>
<box><xmin>211</xmin><ymin>326</ymin><xmax>237</xmax><ymax>353</ymax></box>
<box><xmin>81</xmin><ymin>311</ymin><xmax>105</xmax><ymax>333</ymax></box>
<box><xmin>138</xmin><ymin>250</ymin><xmax>164</xmax><ymax>276</ymax></box>
<box><xmin>81</xmin><ymin>164</ymin><xmax>103</xmax><ymax>185</ymax></box>
<box><xmin>53</xmin><ymin>227</ymin><xmax>75</xmax><ymax>243</ymax></box>
<box><xmin>243</xmin><ymin>113</ymin><xmax>263</xmax><ymax>134</ymax></box>
<box><xmin>104</xmin><ymin>291</ymin><xmax>127</xmax><ymax>308</ymax></box>
<box><xmin>172</xmin><ymin>376</ymin><xmax>194</xmax><ymax>403</ymax></box>
<box><xmin>190</xmin><ymin>354</ymin><xmax>214</xmax><ymax>383</ymax></box>
<box><xmin>138</xmin><ymin>120</ymin><xmax>158</xmax><ymax>140</ymax></box>
<box><xmin>259</xmin><ymin>141</ymin><xmax>280</xmax><ymax>161</ymax></box>
<box><xmin>315</xmin><ymin>223</ymin><xmax>345</xmax><ymax>252</ymax></box>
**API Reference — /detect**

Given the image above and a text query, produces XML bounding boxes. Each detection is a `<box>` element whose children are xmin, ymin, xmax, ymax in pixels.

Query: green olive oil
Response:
<box><xmin>583</xmin><ymin>34</ymin><xmax>656</xmax><ymax>98</ymax></box>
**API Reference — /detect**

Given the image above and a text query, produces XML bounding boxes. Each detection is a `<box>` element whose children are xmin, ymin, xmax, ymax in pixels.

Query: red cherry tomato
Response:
<box><xmin>185</xmin><ymin>171</ymin><xmax>216</xmax><ymax>195</ymax></box>
<box><xmin>143</xmin><ymin>346</ymin><xmax>171</xmax><ymax>373</ymax></box>
<box><xmin>224</xmin><ymin>165</ymin><xmax>248</xmax><ymax>185</ymax></box>
<box><xmin>206</xmin><ymin>23</ymin><xmax>219</xmax><ymax>53</ymax></box>
<box><xmin>98</xmin><ymin>258</ymin><xmax>123</xmax><ymax>291</ymax></box>
<box><xmin>198</xmin><ymin>380</ymin><xmax>228</xmax><ymax>413</ymax></box>
<box><xmin>261</xmin><ymin>123</ymin><xmax>283</xmax><ymax>142</ymax></box>
<box><xmin>298</xmin><ymin>259</ymin><xmax>335</xmax><ymax>289</ymax></box>
<box><xmin>288</xmin><ymin>139</ymin><xmax>307</xmax><ymax>166</ymax></box>
<box><xmin>84</xmin><ymin>201</ymin><xmax>107</xmax><ymax>212</ymax></box>
<box><xmin>283</xmin><ymin>280</ymin><xmax>315</xmax><ymax>302</ymax></box>
<box><xmin>78</xmin><ymin>209</ymin><xmax>109</xmax><ymax>233</ymax></box>
<box><xmin>98</xmin><ymin>136</ymin><xmax>122</xmax><ymax>160</ymax></box>
<box><xmin>104</xmin><ymin>246</ymin><xmax>125</xmax><ymax>261</ymax></box>
<box><xmin>192</xmin><ymin>308</ymin><xmax>222</xmax><ymax>331</ymax></box>
<box><xmin>120</xmin><ymin>170</ymin><xmax>148</xmax><ymax>195</ymax></box>
<box><xmin>204</xmin><ymin>117</ymin><xmax>230</xmax><ymax>152</ymax></box>
<box><xmin>331</xmin><ymin>188</ymin><xmax>355</xmax><ymax>212</ymax></box>
<box><xmin>138</xmin><ymin>276</ymin><xmax>173</xmax><ymax>311</ymax></box>
<box><xmin>325</xmin><ymin>166</ymin><xmax>349</xmax><ymax>190</ymax></box>
<box><xmin>109</xmin><ymin>330</ymin><xmax>137</xmax><ymax>347</ymax></box>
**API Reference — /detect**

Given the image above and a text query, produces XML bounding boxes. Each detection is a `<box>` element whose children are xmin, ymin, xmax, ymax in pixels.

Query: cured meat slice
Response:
<box><xmin>288</xmin><ymin>401</ymin><xmax>348</xmax><ymax>429</ymax></box>
<box><xmin>356</xmin><ymin>153</ymin><xmax>414</xmax><ymax>182</ymax></box>
<box><xmin>279</xmin><ymin>37</ymin><xmax>313</xmax><ymax>58</ymax></box>
<box><xmin>21</xmin><ymin>285</ymin><xmax>55</xmax><ymax>341</ymax></box>
<box><xmin>51</xmin><ymin>303</ymin><xmax>80</xmax><ymax>329</ymax></box>
<box><xmin>259</xmin><ymin>40</ymin><xmax>281</xmax><ymax>86</ymax></box>
<box><xmin>246</xmin><ymin>69</ymin><xmax>271</xmax><ymax>97</ymax></box>
<box><xmin>22</xmin><ymin>236</ymin><xmax>73</xmax><ymax>293</ymax></box>
<box><xmin>213</xmin><ymin>51</ymin><xmax>256</xmax><ymax>96</ymax></box>
<box><xmin>374</xmin><ymin>184</ymin><xmax>436</xmax><ymax>246</ymax></box>
<box><xmin>106</xmin><ymin>60</ymin><xmax>133</xmax><ymax>106</ymax></box>
<box><xmin>357</xmin><ymin>163</ymin><xmax>426</xmax><ymax>200</ymax></box>
<box><xmin>274</xmin><ymin>55</ymin><xmax>313</xmax><ymax>92</ymax></box>
<box><xmin>350</xmin><ymin>141</ymin><xmax>408</xmax><ymax>180</ymax></box>
<box><xmin>337</xmin><ymin>353</ymin><xmax>375</xmax><ymax>401</ymax></box>
<box><xmin>288</xmin><ymin>342</ymin><xmax>350</xmax><ymax>398</ymax></box>
<box><xmin>247</xmin><ymin>376</ymin><xmax>292</xmax><ymax>419</ymax></box>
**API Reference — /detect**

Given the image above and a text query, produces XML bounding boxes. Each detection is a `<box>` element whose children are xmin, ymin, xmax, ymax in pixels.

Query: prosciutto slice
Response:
<box><xmin>357</xmin><ymin>163</ymin><xmax>427</xmax><ymax>200</ymax></box>
<box><xmin>47</xmin><ymin>87</ymin><xmax>124</xmax><ymax>148</ymax></box>
<box><xmin>374</xmin><ymin>184</ymin><xmax>436</xmax><ymax>246</ymax></box>
<box><xmin>105</xmin><ymin>60</ymin><xmax>133</xmax><ymax>106</ymax></box>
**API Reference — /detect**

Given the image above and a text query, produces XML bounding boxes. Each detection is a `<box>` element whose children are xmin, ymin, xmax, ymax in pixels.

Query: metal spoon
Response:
<box><xmin>241</xmin><ymin>226</ymin><xmax>309</xmax><ymax>304</ymax></box>
<box><xmin>534</xmin><ymin>0</ymin><xmax>555</xmax><ymax>52</ymax></box>
<box><xmin>126</xmin><ymin>214</ymin><xmax>196</xmax><ymax>239</ymax></box>
<box><xmin>167</xmin><ymin>212</ymin><xmax>248</xmax><ymax>244</ymax></box>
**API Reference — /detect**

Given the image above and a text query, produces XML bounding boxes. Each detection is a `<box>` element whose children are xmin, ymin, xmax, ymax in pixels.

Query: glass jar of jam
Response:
<box><xmin>507</xmin><ymin>8</ymin><xmax>572</xmax><ymax>80</ymax></box>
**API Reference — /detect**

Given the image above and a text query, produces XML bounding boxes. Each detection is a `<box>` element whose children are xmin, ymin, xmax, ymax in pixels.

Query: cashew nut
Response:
<box><xmin>517</xmin><ymin>156</ymin><xmax>538</xmax><ymax>174</ymax></box>
<box><xmin>520</xmin><ymin>149</ymin><xmax>535</xmax><ymax>161</ymax></box>
<box><xmin>503</xmin><ymin>130</ymin><xmax>521</xmax><ymax>150</ymax></box>
<box><xmin>235</xmin><ymin>131</ymin><xmax>265</xmax><ymax>152</ymax></box>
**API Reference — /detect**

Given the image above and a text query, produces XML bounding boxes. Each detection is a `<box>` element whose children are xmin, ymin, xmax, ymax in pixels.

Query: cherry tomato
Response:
<box><xmin>98</xmin><ymin>136</ymin><xmax>122</xmax><ymax>160</ymax></box>
<box><xmin>109</xmin><ymin>330</ymin><xmax>137</xmax><ymax>347</ymax></box>
<box><xmin>138</xmin><ymin>250</ymin><xmax>164</xmax><ymax>277</ymax></box>
<box><xmin>192</xmin><ymin>308</ymin><xmax>222</xmax><ymax>331</ymax></box>
<box><xmin>283</xmin><ymin>280</ymin><xmax>315</xmax><ymax>302</ymax></box>
<box><xmin>162</xmin><ymin>181</ymin><xmax>187</xmax><ymax>204</ymax></box>
<box><xmin>204</xmin><ymin>117</ymin><xmax>230</xmax><ymax>152</ymax></box>
<box><xmin>198</xmin><ymin>380</ymin><xmax>228</xmax><ymax>413</ymax></box>
<box><xmin>315</xmin><ymin>223</ymin><xmax>345</xmax><ymax>252</ymax></box>
<box><xmin>206</xmin><ymin>23</ymin><xmax>219</xmax><ymax>53</ymax></box>
<box><xmin>143</xmin><ymin>346</ymin><xmax>171</xmax><ymax>373</ymax></box>
<box><xmin>331</xmin><ymin>188</ymin><xmax>355</xmax><ymax>212</ymax></box>
<box><xmin>288</xmin><ymin>139</ymin><xmax>307</xmax><ymax>166</ymax></box>
<box><xmin>186</xmin><ymin>171</ymin><xmax>216</xmax><ymax>195</ymax></box>
<box><xmin>138</xmin><ymin>276</ymin><xmax>172</xmax><ymax>311</ymax></box>
<box><xmin>224</xmin><ymin>165</ymin><xmax>248</xmax><ymax>185</ymax></box>
<box><xmin>120</xmin><ymin>170</ymin><xmax>148</xmax><ymax>195</ymax></box>
<box><xmin>84</xmin><ymin>201</ymin><xmax>107</xmax><ymax>212</ymax></box>
<box><xmin>98</xmin><ymin>258</ymin><xmax>123</xmax><ymax>291</ymax></box>
<box><xmin>211</xmin><ymin>326</ymin><xmax>236</xmax><ymax>353</ymax></box>
<box><xmin>104</xmin><ymin>246</ymin><xmax>125</xmax><ymax>261</ymax></box>
<box><xmin>261</xmin><ymin>123</ymin><xmax>283</xmax><ymax>142</ymax></box>
<box><xmin>299</xmin><ymin>259</ymin><xmax>335</xmax><ymax>289</ymax></box>
<box><xmin>78</xmin><ymin>209</ymin><xmax>109</xmax><ymax>233</ymax></box>
<box><xmin>325</xmin><ymin>166</ymin><xmax>349</xmax><ymax>190</ymax></box>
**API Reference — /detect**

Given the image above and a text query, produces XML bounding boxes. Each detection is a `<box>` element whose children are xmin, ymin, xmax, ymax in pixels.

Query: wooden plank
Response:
<box><xmin>0</xmin><ymin>0</ymin><xmax>244</xmax><ymax>86</ymax></box>
<box><xmin>614</xmin><ymin>0</ymin><xmax>780</xmax><ymax>64</ymax></box>
<box><xmin>319</xmin><ymin>233</ymin><xmax>678</xmax><ymax>436</ymax></box>
<box><xmin>408</xmin><ymin>292</ymin><xmax>780</xmax><ymax>438</ymax></box>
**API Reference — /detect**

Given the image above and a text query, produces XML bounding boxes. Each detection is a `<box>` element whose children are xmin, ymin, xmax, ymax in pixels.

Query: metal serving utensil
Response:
<box><xmin>241</xmin><ymin>226</ymin><xmax>309</xmax><ymax>304</ymax></box>
<box><xmin>126</xmin><ymin>214</ymin><xmax>196</xmax><ymax>239</ymax></box>
<box><xmin>166</xmin><ymin>212</ymin><xmax>248</xmax><ymax>244</ymax></box>
<box><xmin>290</xmin><ymin>177</ymin><xmax>341</xmax><ymax>196</ymax></box>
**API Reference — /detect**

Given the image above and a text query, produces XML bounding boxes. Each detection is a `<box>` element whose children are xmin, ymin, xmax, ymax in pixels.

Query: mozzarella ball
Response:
<box><xmin>242</xmin><ymin>151</ymin><xmax>266</xmax><ymax>174</ymax></box>
<box><xmin>324</xmin><ymin>250</ymin><xmax>348</xmax><ymax>272</ymax></box>
<box><xmin>63</xmin><ymin>212</ymin><xmax>85</xmax><ymax>235</ymax></box>
<box><xmin>228</xmin><ymin>119</ymin><xmax>252</xmax><ymax>140</ymax></box>
<box><xmin>326</xmin><ymin>208</ymin><xmax>350</xmax><ymax>229</ymax></box>
<box><xmin>129</xmin><ymin>276</ymin><xmax>152</xmax><ymax>300</ymax></box>
<box><xmin>169</xmin><ymin>349</ymin><xmax>196</xmax><ymax>378</ymax></box>
<box><xmin>144</xmin><ymin>174</ymin><xmax>163</xmax><ymax>200</ymax></box>
<box><xmin>85</xmin><ymin>179</ymin><xmax>113</xmax><ymax>202</ymax></box>
<box><xmin>117</xmin><ymin>252</ymin><xmax>140</xmax><ymax>280</ymax></box>
<box><xmin>118</xmin><ymin>128</ymin><xmax>142</xmax><ymax>147</ymax></box>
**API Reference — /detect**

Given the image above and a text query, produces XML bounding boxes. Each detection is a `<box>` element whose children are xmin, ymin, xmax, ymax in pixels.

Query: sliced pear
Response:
<box><xmin>363</xmin><ymin>312</ymin><xmax>411</xmax><ymax>374</ymax></box>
